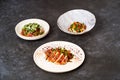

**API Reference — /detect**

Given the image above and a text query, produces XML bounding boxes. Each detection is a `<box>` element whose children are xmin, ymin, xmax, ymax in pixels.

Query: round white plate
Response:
<box><xmin>33</xmin><ymin>41</ymin><xmax>85</xmax><ymax>73</ymax></box>
<box><xmin>15</xmin><ymin>18</ymin><xmax>50</xmax><ymax>40</ymax></box>
<box><xmin>57</xmin><ymin>9</ymin><xmax>96</xmax><ymax>35</ymax></box>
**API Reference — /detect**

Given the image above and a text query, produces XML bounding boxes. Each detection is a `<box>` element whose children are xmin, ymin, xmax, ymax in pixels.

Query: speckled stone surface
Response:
<box><xmin>0</xmin><ymin>0</ymin><xmax>120</xmax><ymax>80</ymax></box>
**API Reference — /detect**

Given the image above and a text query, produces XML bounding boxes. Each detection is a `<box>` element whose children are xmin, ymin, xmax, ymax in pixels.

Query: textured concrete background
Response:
<box><xmin>0</xmin><ymin>0</ymin><xmax>120</xmax><ymax>80</ymax></box>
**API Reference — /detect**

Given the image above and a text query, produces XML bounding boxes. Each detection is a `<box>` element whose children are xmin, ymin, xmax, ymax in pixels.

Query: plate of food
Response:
<box><xmin>33</xmin><ymin>41</ymin><xmax>85</xmax><ymax>73</ymax></box>
<box><xmin>15</xmin><ymin>18</ymin><xmax>50</xmax><ymax>40</ymax></box>
<box><xmin>57</xmin><ymin>9</ymin><xmax>96</xmax><ymax>35</ymax></box>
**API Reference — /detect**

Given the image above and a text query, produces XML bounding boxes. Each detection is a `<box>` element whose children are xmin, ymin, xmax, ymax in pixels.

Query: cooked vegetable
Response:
<box><xmin>68</xmin><ymin>22</ymin><xmax>86</xmax><ymax>33</ymax></box>
<box><xmin>21</xmin><ymin>23</ymin><xmax>44</xmax><ymax>37</ymax></box>
<box><xmin>45</xmin><ymin>47</ymin><xmax>74</xmax><ymax>65</ymax></box>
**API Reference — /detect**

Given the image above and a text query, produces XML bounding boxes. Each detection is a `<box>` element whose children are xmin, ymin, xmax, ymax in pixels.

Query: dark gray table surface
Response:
<box><xmin>0</xmin><ymin>0</ymin><xmax>120</xmax><ymax>80</ymax></box>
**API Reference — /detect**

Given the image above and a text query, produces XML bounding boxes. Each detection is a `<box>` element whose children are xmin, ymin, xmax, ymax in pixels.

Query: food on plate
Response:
<box><xmin>68</xmin><ymin>22</ymin><xmax>86</xmax><ymax>33</ymax></box>
<box><xmin>45</xmin><ymin>47</ymin><xmax>74</xmax><ymax>65</ymax></box>
<box><xmin>21</xmin><ymin>23</ymin><xmax>44</xmax><ymax>37</ymax></box>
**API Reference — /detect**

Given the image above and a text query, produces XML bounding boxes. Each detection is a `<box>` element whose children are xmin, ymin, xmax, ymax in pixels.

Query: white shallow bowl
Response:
<box><xmin>15</xmin><ymin>18</ymin><xmax>50</xmax><ymax>40</ymax></box>
<box><xmin>57</xmin><ymin>9</ymin><xmax>96</xmax><ymax>35</ymax></box>
<box><xmin>33</xmin><ymin>41</ymin><xmax>85</xmax><ymax>73</ymax></box>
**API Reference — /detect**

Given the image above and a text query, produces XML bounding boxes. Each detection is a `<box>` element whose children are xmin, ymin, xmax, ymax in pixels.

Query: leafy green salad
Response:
<box><xmin>21</xmin><ymin>23</ymin><xmax>44</xmax><ymax>37</ymax></box>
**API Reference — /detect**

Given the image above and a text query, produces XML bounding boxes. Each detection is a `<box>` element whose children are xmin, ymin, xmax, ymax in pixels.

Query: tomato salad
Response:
<box><xmin>68</xmin><ymin>22</ymin><xmax>86</xmax><ymax>33</ymax></box>
<box><xmin>21</xmin><ymin>23</ymin><xmax>44</xmax><ymax>37</ymax></box>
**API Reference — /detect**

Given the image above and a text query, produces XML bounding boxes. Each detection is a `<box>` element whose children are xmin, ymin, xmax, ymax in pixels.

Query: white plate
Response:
<box><xmin>15</xmin><ymin>18</ymin><xmax>50</xmax><ymax>40</ymax></box>
<box><xmin>33</xmin><ymin>41</ymin><xmax>85</xmax><ymax>73</ymax></box>
<box><xmin>57</xmin><ymin>9</ymin><xmax>96</xmax><ymax>35</ymax></box>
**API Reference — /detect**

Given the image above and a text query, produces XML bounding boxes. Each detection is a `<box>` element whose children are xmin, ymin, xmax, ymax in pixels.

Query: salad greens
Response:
<box><xmin>21</xmin><ymin>23</ymin><xmax>44</xmax><ymax>37</ymax></box>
